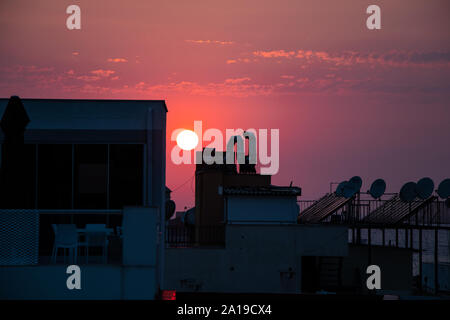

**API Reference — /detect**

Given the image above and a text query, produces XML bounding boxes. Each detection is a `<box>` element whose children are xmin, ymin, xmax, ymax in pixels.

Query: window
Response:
<box><xmin>1</xmin><ymin>143</ymin><xmax>145</xmax><ymax>210</ymax></box>
<box><xmin>22</xmin><ymin>144</ymin><xmax>37</xmax><ymax>209</ymax></box>
<box><xmin>37</xmin><ymin>144</ymin><xmax>72</xmax><ymax>209</ymax></box>
<box><xmin>74</xmin><ymin>144</ymin><xmax>108</xmax><ymax>209</ymax></box>
<box><xmin>109</xmin><ymin>144</ymin><xmax>143</xmax><ymax>209</ymax></box>
<box><xmin>0</xmin><ymin>143</ymin><xmax>36</xmax><ymax>209</ymax></box>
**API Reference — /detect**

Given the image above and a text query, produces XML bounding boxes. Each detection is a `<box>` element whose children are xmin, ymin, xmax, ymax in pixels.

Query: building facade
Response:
<box><xmin>0</xmin><ymin>97</ymin><xmax>167</xmax><ymax>299</ymax></box>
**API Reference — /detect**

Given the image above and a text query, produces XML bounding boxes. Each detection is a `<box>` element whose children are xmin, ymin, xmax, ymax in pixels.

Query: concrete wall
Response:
<box><xmin>122</xmin><ymin>207</ymin><xmax>158</xmax><ymax>299</ymax></box>
<box><xmin>165</xmin><ymin>224</ymin><xmax>348</xmax><ymax>293</ymax></box>
<box><xmin>226</xmin><ymin>196</ymin><xmax>298</xmax><ymax>224</ymax></box>
<box><xmin>0</xmin><ymin>265</ymin><xmax>122</xmax><ymax>299</ymax></box>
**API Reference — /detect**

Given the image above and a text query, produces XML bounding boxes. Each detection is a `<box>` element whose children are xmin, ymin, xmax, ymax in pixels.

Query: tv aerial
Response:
<box><xmin>399</xmin><ymin>182</ymin><xmax>417</xmax><ymax>203</ymax></box>
<box><xmin>368</xmin><ymin>178</ymin><xmax>386</xmax><ymax>199</ymax></box>
<box><xmin>416</xmin><ymin>177</ymin><xmax>434</xmax><ymax>200</ymax></box>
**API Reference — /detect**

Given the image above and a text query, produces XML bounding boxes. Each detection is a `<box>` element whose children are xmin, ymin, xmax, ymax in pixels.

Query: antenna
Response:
<box><xmin>369</xmin><ymin>179</ymin><xmax>386</xmax><ymax>199</ymax></box>
<box><xmin>437</xmin><ymin>179</ymin><xmax>450</xmax><ymax>199</ymax></box>
<box><xmin>416</xmin><ymin>177</ymin><xmax>434</xmax><ymax>200</ymax></box>
<box><xmin>399</xmin><ymin>182</ymin><xmax>417</xmax><ymax>203</ymax></box>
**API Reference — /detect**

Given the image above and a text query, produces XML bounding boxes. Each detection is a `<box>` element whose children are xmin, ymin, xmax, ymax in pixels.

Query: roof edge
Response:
<box><xmin>0</xmin><ymin>97</ymin><xmax>168</xmax><ymax>112</ymax></box>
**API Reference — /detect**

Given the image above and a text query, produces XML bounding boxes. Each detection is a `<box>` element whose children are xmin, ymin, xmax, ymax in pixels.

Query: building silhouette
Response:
<box><xmin>1</xmin><ymin>96</ymin><xmax>447</xmax><ymax>299</ymax></box>
<box><xmin>0</xmin><ymin>96</ymin><xmax>166</xmax><ymax>299</ymax></box>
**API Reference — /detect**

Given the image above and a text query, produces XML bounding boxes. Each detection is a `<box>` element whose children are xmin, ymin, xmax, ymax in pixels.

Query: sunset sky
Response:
<box><xmin>1</xmin><ymin>0</ymin><xmax>449</xmax><ymax>209</ymax></box>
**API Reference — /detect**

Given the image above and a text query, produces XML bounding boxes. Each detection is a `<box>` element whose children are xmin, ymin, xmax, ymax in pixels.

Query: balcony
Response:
<box><xmin>0</xmin><ymin>209</ymin><xmax>123</xmax><ymax>265</ymax></box>
<box><xmin>0</xmin><ymin>207</ymin><xmax>159</xmax><ymax>299</ymax></box>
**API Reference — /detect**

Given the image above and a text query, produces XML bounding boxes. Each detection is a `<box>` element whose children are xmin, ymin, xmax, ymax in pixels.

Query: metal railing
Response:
<box><xmin>0</xmin><ymin>209</ymin><xmax>39</xmax><ymax>265</ymax></box>
<box><xmin>166</xmin><ymin>225</ymin><xmax>225</xmax><ymax>248</ymax></box>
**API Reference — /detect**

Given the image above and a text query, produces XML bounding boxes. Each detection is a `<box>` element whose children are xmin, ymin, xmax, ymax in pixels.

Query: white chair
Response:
<box><xmin>116</xmin><ymin>226</ymin><xmax>123</xmax><ymax>238</ymax></box>
<box><xmin>51</xmin><ymin>224</ymin><xmax>78</xmax><ymax>264</ymax></box>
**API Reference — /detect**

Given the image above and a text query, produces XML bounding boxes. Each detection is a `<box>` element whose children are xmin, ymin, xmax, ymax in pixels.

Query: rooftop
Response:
<box><xmin>223</xmin><ymin>185</ymin><xmax>302</xmax><ymax>196</ymax></box>
<box><xmin>0</xmin><ymin>98</ymin><xmax>167</xmax><ymax>131</ymax></box>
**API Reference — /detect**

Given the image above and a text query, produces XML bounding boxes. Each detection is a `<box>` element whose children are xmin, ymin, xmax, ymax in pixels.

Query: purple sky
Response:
<box><xmin>1</xmin><ymin>0</ymin><xmax>449</xmax><ymax>209</ymax></box>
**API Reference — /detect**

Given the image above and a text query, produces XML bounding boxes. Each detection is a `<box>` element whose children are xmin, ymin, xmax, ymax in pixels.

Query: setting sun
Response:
<box><xmin>176</xmin><ymin>130</ymin><xmax>199</xmax><ymax>151</ymax></box>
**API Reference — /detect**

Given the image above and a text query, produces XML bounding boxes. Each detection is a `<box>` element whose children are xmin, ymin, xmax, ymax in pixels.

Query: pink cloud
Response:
<box><xmin>185</xmin><ymin>40</ymin><xmax>234</xmax><ymax>45</ymax></box>
<box><xmin>90</xmin><ymin>69</ymin><xmax>116</xmax><ymax>77</ymax></box>
<box><xmin>116</xmin><ymin>79</ymin><xmax>276</xmax><ymax>98</ymax></box>
<box><xmin>253</xmin><ymin>50</ymin><xmax>296</xmax><ymax>58</ymax></box>
<box><xmin>107</xmin><ymin>58</ymin><xmax>128</xmax><ymax>63</ymax></box>
<box><xmin>250</xmin><ymin>49</ymin><xmax>450</xmax><ymax>68</ymax></box>
<box><xmin>224</xmin><ymin>77</ymin><xmax>251</xmax><ymax>84</ymax></box>
<box><xmin>76</xmin><ymin>75</ymin><xmax>101</xmax><ymax>82</ymax></box>
<box><xmin>4</xmin><ymin>65</ymin><xmax>54</xmax><ymax>73</ymax></box>
<box><xmin>226</xmin><ymin>58</ymin><xmax>253</xmax><ymax>64</ymax></box>
<box><xmin>2</xmin><ymin>55</ymin><xmax>448</xmax><ymax>100</ymax></box>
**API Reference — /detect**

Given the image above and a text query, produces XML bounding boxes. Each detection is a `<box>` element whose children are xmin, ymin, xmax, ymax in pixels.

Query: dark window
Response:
<box><xmin>74</xmin><ymin>144</ymin><xmax>107</xmax><ymax>209</ymax></box>
<box><xmin>37</xmin><ymin>144</ymin><xmax>72</xmax><ymax>209</ymax></box>
<box><xmin>0</xmin><ymin>143</ymin><xmax>36</xmax><ymax>209</ymax></box>
<box><xmin>301</xmin><ymin>256</ymin><xmax>319</xmax><ymax>293</ymax></box>
<box><xmin>22</xmin><ymin>144</ymin><xmax>37</xmax><ymax>209</ymax></box>
<box><xmin>109</xmin><ymin>144</ymin><xmax>143</xmax><ymax>209</ymax></box>
<box><xmin>1</xmin><ymin>143</ymin><xmax>144</xmax><ymax>210</ymax></box>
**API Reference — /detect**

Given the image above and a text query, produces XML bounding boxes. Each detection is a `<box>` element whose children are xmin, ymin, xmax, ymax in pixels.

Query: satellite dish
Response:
<box><xmin>445</xmin><ymin>198</ymin><xmax>450</xmax><ymax>209</ymax></box>
<box><xmin>183</xmin><ymin>207</ymin><xmax>195</xmax><ymax>226</ymax></box>
<box><xmin>335</xmin><ymin>181</ymin><xmax>347</xmax><ymax>197</ymax></box>
<box><xmin>342</xmin><ymin>182</ymin><xmax>357</xmax><ymax>199</ymax></box>
<box><xmin>369</xmin><ymin>179</ymin><xmax>386</xmax><ymax>199</ymax></box>
<box><xmin>437</xmin><ymin>179</ymin><xmax>450</xmax><ymax>199</ymax></box>
<box><xmin>416</xmin><ymin>177</ymin><xmax>434</xmax><ymax>200</ymax></box>
<box><xmin>349</xmin><ymin>176</ymin><xmax>363</xmax><ymax>192</ymax></box>
<box><xmin>165</xmin><ymin>199</ymin><xmax>176</xmax><ymax>220</ymax></box>
<box><xmin>399</xmin><ymin>182</ymin><xmax>417</xmax><ymax>203</ymax></box>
